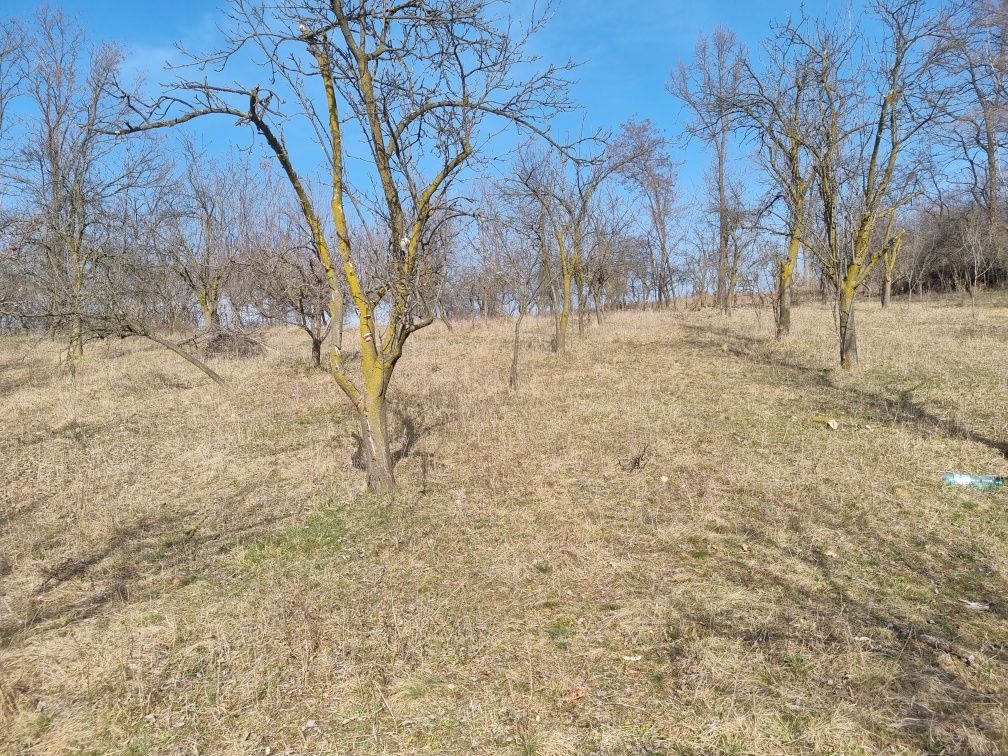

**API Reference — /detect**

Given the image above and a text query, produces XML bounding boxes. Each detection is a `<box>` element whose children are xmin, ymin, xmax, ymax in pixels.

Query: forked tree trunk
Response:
<box><xmin>359</xmin><ymin>389</ymin><xmax>395</xmax><ymax>494</ymax></box>
<box><xmin>198</xmin><ymin>288</ymin><xmax>222</xmax><ymax>332</ymax></box>
<box><xmin>311</xmin><ymin>336</ymin><xmax>322</xmax><ymax>367</ymax></box>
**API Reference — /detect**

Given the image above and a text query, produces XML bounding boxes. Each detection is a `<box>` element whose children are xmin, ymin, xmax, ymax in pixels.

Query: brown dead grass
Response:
<box><xmin>1</xmin><ymin>292</ymin><xmax>1007</xmax><ymax>755</ymax></box>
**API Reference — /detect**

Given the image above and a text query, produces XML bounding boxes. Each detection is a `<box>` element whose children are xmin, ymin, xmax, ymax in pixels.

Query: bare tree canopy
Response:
<box><xmin>97</xmin><ymin>0</ymin><xmax>580</xmax><ymax>492</ymax></box>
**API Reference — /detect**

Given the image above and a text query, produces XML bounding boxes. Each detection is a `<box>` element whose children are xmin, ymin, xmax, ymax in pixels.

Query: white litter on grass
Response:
<box><xmin>959</xmin><ymin>599</ymin><xmax>991</xmax><ymax>611</ymax></box>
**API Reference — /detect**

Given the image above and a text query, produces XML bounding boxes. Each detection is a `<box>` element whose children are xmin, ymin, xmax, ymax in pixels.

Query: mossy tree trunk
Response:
<box><xmin>198</xmin><ymin>292</ymin><xmax>222</xmax><ymax>331</ymax></box>
<box><xmin>358</xmin><ymin>379</ymin><xmax>394</xmax><ymax>494</ymax></box>
<box><xmin>838</xmin><ymin>270</ymin><xmax>859</xmax><ymax>370</ymax></box>
<box><xmin>880</xmin><ymin>225</ymin><xmax>902</xmax><ymax>310</ymax></box>
<box><xmin>776</xmin><ymin>226</ymin><xmax>801</xmax><ymax>339</ymax></box>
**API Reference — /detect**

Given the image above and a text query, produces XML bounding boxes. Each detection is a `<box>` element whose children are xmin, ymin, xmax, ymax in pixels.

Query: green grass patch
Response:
<box><xmin>239</xmin><ymin>508</ymin><xmax>347</xmax><ymax>566</ymax></box>
<box><xmin>546</xmin><ymin>617</ymin><xmax>575</xmax><ymax>649</ymax></box>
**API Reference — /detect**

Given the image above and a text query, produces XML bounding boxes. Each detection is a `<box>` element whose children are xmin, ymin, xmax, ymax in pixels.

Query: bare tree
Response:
<box><xmin>682</xmin><ymin>211</ymin><xmax>717</xmax><ymax>308</ymax></box>
<box><xmin>475</xmin><ymin>180</ymin><xmax>543</xmax><ymax>388</ymax></box>
<box><xmin>801</xmin><ymin>0</ymin><xmax>952</xmax><ymax>368</ymax></box>
<box><xmin>943</xmin><ymin>0</ymin><xmax>1008</xmax><ymax>228</ymax></box>
<box><xmin>879</xmin><ymin>208</ymin><xmax>907</xmax><ymax>307</ymax></box>
<box><xmin>670</xmin><ymin>26</ymin><xmax>745</xmax><ymax>315</ymax></box>
<box><xmin>92</xmin><ymin>181</ymin><xmax>226</xmax><ymax>384</ymax></box>
<box><xmin>955</xmin><ymin>204</ymin><xmax>995</xmax><ymax>312</ymax></box>
<box><xmin>615</xmin><ymin>118</ymin><xmax>681</xmax><ymax>310</ymax></box>
<box><xmin>517</xmin><ymin>128</ymin><xmax>644</xmax><ymax>352</ymax></box>
<box><xmin>5</xmin><ymin>7</ymin><xmax>157</xmax><ymax>360</ymax></box>
<box><xmin>516</xmin><ymin>146</ymin><xmax>597</xmax><ymax>352</ymax></box>
<box><xmin>162</xmin><ymin>144</ymin><xmax>248</xmax><ymax>334</ymax></box>
<box><xmin>737</xmin><ymin>21</ymin><xmax>818</xmax><ymax>337</ymax></box>
<box><xmin>245</xmin><ymin>174</ymin><xmax>337</xmax><ymax>367</ymax></box>
<box><xmin>0</xmin><ymin>14</ymin><xmax>26</xmax><ymax>151</ymax></box>
<box><xmin>104</xmin><ymin>0</ymin><xmax>577</xmax><ymax>492</ymax></box>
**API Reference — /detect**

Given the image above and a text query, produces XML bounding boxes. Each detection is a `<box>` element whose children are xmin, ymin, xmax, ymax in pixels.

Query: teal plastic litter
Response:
<box><xmin>943</xmin><ymin>473</ymin><xmax>1005</xmax><ymax>490</ymax></box>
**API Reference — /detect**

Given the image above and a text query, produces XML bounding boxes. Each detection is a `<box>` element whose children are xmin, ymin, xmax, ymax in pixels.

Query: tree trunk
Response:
<box><xmin>199</xmin><ymin>292</ymin><xmax>222</xmax><ymax>332</ymax></box>
<box><xmin>311</xmin><ymin>337</ymin><xmax>322</xmax><ymax>367</ymax></box>
<box><xmin>141</xmin><ymin>331</ymin><xmax>225</xmax><ymax>385</ymax></box>
<box><xmin>69</xmin><ymin>263</ymin><xmax>85</xmax><ymax>360</ymax></box>
<box><xmin>838</xmin><ymin>285</ymin><xmax>858</xmax><ymax>370</ymax></box>
<box><xmin>724</xmin><ymin>264</ymin><xmax>737</xmax><ymax>316</ymax></box>
<box><xmin>576</xmin><ymin>278</ymin><xmax>587</xmax><ymax>337</ymax></box>
<box><xmin>509</xmin><ymin>311</ymin><xmax>524</xmax><ymax>390</ymax></box>
<box><xmin>556</xmin><ymin>265</ymin><xmax>571</xmax><ymax>353</ymax></box>
<box><xmin>881</xmin><ymin>272</ymin><xmax>892</xmax><ymax>309</ymax></box>
<box><xmin>777</xmin><ymin>276</ymin><xmax>792</xmax><ymax>339</ymax></box>
<box><xmin>359</xmin><ymin>390</ymin><xmax>394</xmax><ymax>494</ymax></box>
<box><xmin>69</xmin><ymin>314</ymin><xmax>84</xmax><ymax>360</ymax></box>
<box><xmin>776</xmin><ymin>231</ymin><xmax>802</xmax><ymax>339</ymax></box>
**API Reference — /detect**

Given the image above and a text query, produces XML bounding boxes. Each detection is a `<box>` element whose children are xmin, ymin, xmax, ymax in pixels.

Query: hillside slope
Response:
<box><xmin>1</xmin><ymin>295</ymin><xmax>1006</xmax><ymax>754</ymax></box>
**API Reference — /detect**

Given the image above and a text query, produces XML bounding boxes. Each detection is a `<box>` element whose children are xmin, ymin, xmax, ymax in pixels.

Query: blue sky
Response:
<box><xmin>12</xmin><ymin>0</ymin><xmax>831</xmax><ymax>197</ymax></box>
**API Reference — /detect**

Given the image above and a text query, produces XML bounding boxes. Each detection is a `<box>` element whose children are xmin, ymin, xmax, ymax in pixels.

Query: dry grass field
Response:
<box><xmin>1</xmin><ymin>293</ymin><xmax>1007</xmax><ymax>755</ymax></box>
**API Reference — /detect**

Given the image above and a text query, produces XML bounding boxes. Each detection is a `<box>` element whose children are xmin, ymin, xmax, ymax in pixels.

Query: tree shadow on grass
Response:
<box><xmin>4</xmin><ymin>409</ymin><xmax>448</xmax><ymax>647</ymax></box>
<box><xmin>350</xmin><ymin>406</ymin><xmax>446</xmax><ymax>473</ymax></box>
<box><xmin>678</xmin><ymin>322</ymin><xmax>1008</xmax><ymax>460</ymax></box>
<box><xmin>0</xmin><ymin>349</ymin><xmax>58</xmax><ymax>398</ymax></box>
<box><xmin>681</xmin><ymin>516</ymin><xmax>1008</xmax><ymax>752</ymax></box>
<box><xmin>672</xmin><ymin>320</ymin><xmax>1007</xmax><ymax>751</ymax></box>
<box><xmin>0</xmin><ymin>509</ymin><xmax>296</xmax><ymax>649</ymax></box>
